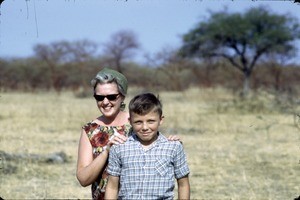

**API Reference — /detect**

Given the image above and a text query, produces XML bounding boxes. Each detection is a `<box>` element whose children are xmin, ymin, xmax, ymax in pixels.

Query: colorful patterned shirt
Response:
<box><xmin>107</xmin><ymin>132</ymin><xmax>190</xmax><ymax>200</ymax></box>
<box><xmin>82</xmin><ymin>121</ymin><xmax>132</xmax><ymax>200</ymax></box>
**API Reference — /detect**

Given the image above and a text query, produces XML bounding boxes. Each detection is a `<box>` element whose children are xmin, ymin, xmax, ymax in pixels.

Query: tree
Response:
<box><xmin>149</xmin><ymin>47</ymin><xmax>196</xmax><ymax>91</ymax></box>
<box><xmin>64</xmin><ymin>39</ymin><xmax>98</xmax><ymax>89</ymax></box>
<box><xmin>103</xmin><ymin>30</ymin><xmax>140</xmax><ymax>73</ymax></box>
<box><xmin>180</xmin><ymin>6</ymin><xmax>300</xmax><ymax>96</ymax></box>
<box><xmin>34</xmin><ymin>41</ymin><xmax>69</xmax><ymax>93</ymax></box>
<box><xmin>34</xmin><ymin>40</ymin><xmax>98</xmax><ymax>92</ymax></box>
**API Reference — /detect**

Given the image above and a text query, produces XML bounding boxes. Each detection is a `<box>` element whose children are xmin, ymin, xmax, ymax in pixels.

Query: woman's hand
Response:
<box><xmin>167</xmin><ymin>135</ymin><xmax>182</xmax><ymax>142</ymax></box>
<box><xmin>110</xmin><ymin>134</ymin><xmax>128</xmax><ymax>145</ymax></box>
<box><xmin>107</xmin><ymin>131</ymin><xmax>128</xmax><ymax>151</ymax></box>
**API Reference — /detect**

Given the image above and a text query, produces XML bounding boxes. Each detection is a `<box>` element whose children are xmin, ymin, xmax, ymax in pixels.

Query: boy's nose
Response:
<box><xmin>142</xmin><ymin>122</ymin><xmax>149</xmax><ymax>130</ymax></box>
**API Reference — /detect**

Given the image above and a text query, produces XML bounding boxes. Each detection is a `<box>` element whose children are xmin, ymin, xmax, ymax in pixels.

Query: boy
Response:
<box><xmin>105</xmin><ymin>92</ymin><xmax>190</xmax><ymax>199</ymax></box>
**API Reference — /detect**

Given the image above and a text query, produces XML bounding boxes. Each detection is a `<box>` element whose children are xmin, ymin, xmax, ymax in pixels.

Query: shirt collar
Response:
<box><xmin>129</xmin><ymin>132</ymin><xmax>168</xmax><ymax>144</ymax></box>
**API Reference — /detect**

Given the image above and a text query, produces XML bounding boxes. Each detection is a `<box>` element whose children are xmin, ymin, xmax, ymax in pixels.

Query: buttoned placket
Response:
<box><xmin>137</xmin><ymin>141</ymin><xmax>159</xmax><ymax>200</ymax></box>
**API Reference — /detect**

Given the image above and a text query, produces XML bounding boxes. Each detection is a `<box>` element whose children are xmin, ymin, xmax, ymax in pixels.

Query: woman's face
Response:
<box><xmin>94</xmin><ymin>82</ymin><xmax>124</xmax><ymax>119</ymax></box>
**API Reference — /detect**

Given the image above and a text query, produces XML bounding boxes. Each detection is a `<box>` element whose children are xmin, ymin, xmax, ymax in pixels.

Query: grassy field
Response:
<box><xmin>0</xmin><ymin>88</ymin><xmax>299</xmax><ymax>199</ymax></box>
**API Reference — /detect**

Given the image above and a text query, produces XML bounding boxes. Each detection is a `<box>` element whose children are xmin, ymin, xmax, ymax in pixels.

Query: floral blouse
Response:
<box><xmin>82</xmin><ymin>121</ymin><xmax>132</xmax><ymax>200</ymax></box>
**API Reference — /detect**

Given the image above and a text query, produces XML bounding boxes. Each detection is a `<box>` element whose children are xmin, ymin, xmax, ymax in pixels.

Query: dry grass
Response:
<box><xmin>0</xmin><ymin>88</ymin><xmax>299</xmax><ymax>199</ymax></box>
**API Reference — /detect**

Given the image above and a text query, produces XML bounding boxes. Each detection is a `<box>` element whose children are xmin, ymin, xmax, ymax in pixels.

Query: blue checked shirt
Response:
<box><xmin>107</xmin><ymin>132</ymin><xmax>190</xmax><ymax>200</ymax></box>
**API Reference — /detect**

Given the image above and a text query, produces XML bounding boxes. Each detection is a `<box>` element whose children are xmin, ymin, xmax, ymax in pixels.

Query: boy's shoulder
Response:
<box><xmin>158</xmin><ymin>133</ymin><xmax>181</xmax><ymax>142</ymax></box>
<box><xmin>123</xmin><ymin>132</ymin><xmax>183</xmax><ymax>147</ymax></box>
<box><xmin>158</xmin><ymin>134</ymin><xmax>183</xmax><ymax>147</ymax></box>
<box><xmin>110</xmin><ymin>135</ymin><xmax>138</xmax><ymax>151</ymax></box>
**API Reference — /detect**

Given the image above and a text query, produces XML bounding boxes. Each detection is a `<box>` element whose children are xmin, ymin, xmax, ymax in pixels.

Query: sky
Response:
<box><xmin>0</xmin><ymin>0</ymin><xmax>299</xmax><ymax>64</ymax></box>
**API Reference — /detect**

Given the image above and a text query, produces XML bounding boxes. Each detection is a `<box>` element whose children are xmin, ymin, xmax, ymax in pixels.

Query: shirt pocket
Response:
<box><xmin>155</xmin><ymin>158</ymin><xmax>170</xmax><ymax>177</ymax></box>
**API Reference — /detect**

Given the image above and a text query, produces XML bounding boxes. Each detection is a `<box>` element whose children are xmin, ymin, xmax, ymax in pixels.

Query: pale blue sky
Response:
<box><xmin>0</xmin><ymin>0</ymin><xmax>299</xmax><ymax>64</ymax></box>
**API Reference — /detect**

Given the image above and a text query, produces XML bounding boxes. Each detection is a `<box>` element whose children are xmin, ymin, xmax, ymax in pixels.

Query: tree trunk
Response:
<box><xmin>273</xmin><ymin>65</ymin><xmax>281</xmax><ymax>91</ymax></box>
<box><xmin>242</xmin><ymin>70</ymin><xmax>251</xmax><ymax>97</ymax></box>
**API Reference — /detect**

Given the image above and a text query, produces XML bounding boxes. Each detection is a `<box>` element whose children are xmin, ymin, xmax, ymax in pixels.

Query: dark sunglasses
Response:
<box><xmin>93</xmin><ymin>93</ymin><xmax>120</xmax><ymax>101</ymax></box>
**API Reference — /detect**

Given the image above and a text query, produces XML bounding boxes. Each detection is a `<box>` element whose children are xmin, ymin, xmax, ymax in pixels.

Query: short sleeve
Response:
<box><xmin>107</xmin><ymin>145</ymin><xmax>121</xmax><ymax>177</ymax></box>
<box><xmin>173</xmin><ymin>142</ymin><xmax>190</xmax><ymax>179</ymax></box>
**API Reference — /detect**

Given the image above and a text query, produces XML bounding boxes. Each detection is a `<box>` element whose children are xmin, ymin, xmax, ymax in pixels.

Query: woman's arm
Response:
<box><xmin>76</xmin><ymin>129</ymin><xmax>109</xmax><ymax>187</ymax></box>
<box><xmin>76</xmin><ymin>128</ymin><xmax>128</xmax><ymax>187</ymax></box>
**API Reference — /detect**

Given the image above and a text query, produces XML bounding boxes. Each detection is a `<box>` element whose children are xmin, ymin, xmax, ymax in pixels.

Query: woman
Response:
<box><xmin>76</xmin><ymin>68</ymin><xmax>179</xmax><ymax>200</ymax></box>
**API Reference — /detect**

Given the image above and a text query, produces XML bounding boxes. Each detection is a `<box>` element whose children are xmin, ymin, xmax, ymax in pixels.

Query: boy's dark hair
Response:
<box><xmin>129</xmin><ymin>93</ymin><xmax>162</xmax><ymax>117</ymax></box>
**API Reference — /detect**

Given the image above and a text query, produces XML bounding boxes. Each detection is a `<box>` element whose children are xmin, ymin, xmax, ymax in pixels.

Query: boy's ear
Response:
<box><xmin>159</xmin><ymin>115</ymin><xmax>164</xmax><ymax>125</ymax></box>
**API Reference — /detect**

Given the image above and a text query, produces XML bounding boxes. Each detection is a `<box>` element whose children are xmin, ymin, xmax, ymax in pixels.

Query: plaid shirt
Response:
<box><xmin>107</xmin><ymin>132</ymin><xmax>190</xmax><ymax>200</ymax></box>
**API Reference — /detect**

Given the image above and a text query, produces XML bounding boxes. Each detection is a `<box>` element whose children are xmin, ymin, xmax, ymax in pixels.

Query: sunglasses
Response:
<box><xmin>93</xmin><ymin>93</ymin><xmax>120</xmax><ymax>101</ymax></box>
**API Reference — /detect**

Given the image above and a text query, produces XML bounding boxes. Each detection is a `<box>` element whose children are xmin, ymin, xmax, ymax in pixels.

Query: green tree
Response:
<box><xmin>180</xmin><ymin>6</ymin><xmax>300</xmax><ymax>96</ymax></box>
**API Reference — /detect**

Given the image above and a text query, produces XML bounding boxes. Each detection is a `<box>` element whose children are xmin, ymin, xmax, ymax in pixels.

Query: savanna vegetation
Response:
<box><xmin>0</xmin><ymin>6</ymin><xmax>300</xmax><ymax>96</ymax></box>
<box><xmin>0</xmin><ymin>88</ymin><xmax>299</xmax><ymax>199</ymax></box>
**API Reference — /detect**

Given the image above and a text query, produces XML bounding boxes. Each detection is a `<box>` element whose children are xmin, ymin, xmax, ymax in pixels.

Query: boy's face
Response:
<box><xmin>129</xmin><ymin>109</ymin><xmax>163</xmax><ymax>147</ymax></box>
